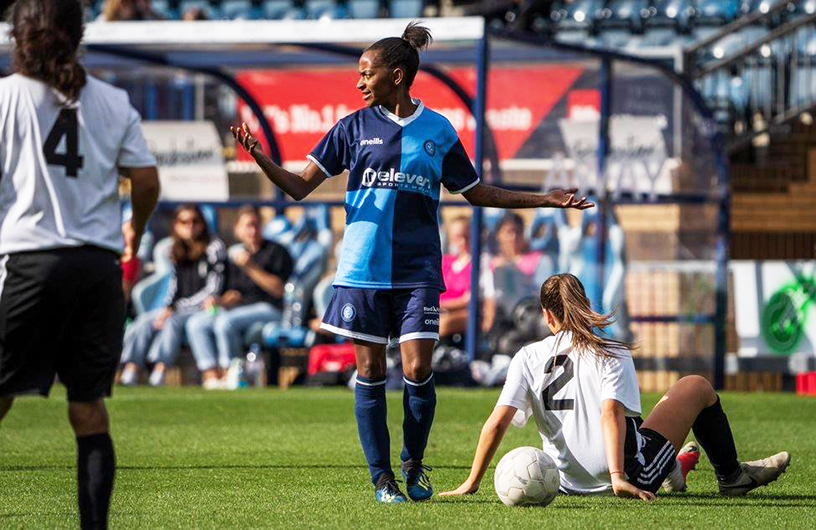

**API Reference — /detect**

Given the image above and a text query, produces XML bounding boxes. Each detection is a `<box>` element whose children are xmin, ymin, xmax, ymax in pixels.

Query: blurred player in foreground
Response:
<box><xmin>0</xmin><ymin>1</ymin><xmax>159</xmax><ymax>528</ymax></box>
<box><xmin>232</xmin><ymin>21</ymin><xmax>593</xmax><ymax>504</ymax></box>
<box><xmin>441</xmin><ymin>274</ymin><xmax>790</xmax><ymax>500</ymax></box>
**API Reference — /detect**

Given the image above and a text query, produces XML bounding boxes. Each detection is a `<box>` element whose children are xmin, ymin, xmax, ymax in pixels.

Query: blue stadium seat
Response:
<box><xmin>550</xmin><ymin>0</ymin><xmax>604</xmax><ymax>29</ymax></box>
<box><xmin>263</xmin><ymin>0</ymin><xmax>295</xmax><ymax>19</ymax></box>
<box><xmin>348</xmin><ymin>0</ymin><xmax>380</xmax><ymax>19</ymax></box>
<box><xmin>388</xmin><ymin>0</ymin><xmax>423</xmax><ymax>19</ymax></box>
<box><xmin>131</xmin><ymin>237</ymin><xmax>174</xmax><ymax>315</ymax></box>
<box><xmin>739</xmin><ymin>0</ymin><xmax>775</xmax><ymax>16</ymax></box>
<box><xmin>262</xmin><ymin>215</ymin><xmax>293</xmax><ymax>244</ymax></box>
<box><xmin>794</xmin><ymin>0</ymin><xmax>816</xmax><ymax>16</ymax></box>
<box><xmin>261</xmin><ymin>208</ymin><xmax>334</xmax><ymax>350</ymax></box>
<box><xmin>598</xmin><ymin>0</ymin><xmax>648</xmax><ymax>32</ymax></box>
<box><xmin>221</xmin><ymin>0</ymin><xmax>259</xmax><ymax>19</ymax></box>
<box><xmin>696</xmin><ymin>0</ymin><xmax>739</xmax><ymax>26</ymax></box>
<box><xmin>644</xmin><ymin>0</ymin><xmax>695</xmax><ymax>32</ymax></box>
<box><xmin>305</xmin><ymin>0</ymin><xmax>347</xmax><ymax>19</ymax></box>
<box><xmin>150</xmin><ymin>0</ymin><xmax>180</xmax><ymax>19</ymax></box>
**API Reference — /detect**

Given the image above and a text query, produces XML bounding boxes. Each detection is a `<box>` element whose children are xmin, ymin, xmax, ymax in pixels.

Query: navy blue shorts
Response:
<box><xmin>320</xmin><ymin>287</ymin><xmax>440</xmax><ymax>345</ymax></box>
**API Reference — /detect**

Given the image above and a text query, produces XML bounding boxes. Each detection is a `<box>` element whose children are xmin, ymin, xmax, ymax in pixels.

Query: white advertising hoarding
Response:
<box><xmin>142</xmin><ymin>121</ymin><xmax>229</xmax><ymax>202</ymax></box>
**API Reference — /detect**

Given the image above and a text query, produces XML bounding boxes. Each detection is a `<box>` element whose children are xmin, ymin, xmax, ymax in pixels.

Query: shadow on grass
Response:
<box><xmin>660</xmin><ymin>492</ymin><xmax>816</xmax><ymax>506</ymax></box>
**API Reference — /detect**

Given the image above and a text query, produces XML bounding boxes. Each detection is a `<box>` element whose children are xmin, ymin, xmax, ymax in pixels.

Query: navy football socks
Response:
<box><xmin>354</xmin><ymin>376</ymin><xmax>392</xmax><ymax>486</ymax></box>
<box><xmin>401</xmin><ymin>373</ymin><xmax>436</xmax><ymax>464</ymax></box>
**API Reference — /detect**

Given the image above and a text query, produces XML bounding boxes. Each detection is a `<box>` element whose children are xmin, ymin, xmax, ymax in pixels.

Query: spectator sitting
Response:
<box><xmin>185</xmin><ymin>206</ymin><xmax>293</xmax><ymax>389</ymax></box>
<box><xmin>120</xmin><ymin>204</ymin><xmax>227</xmax><ymax>386</ymax></box>
<box><xmin>100</xmin><ymin>0</ymin><xmax>163</xmax><ymax>21</ymax></box>
<box><xmin>485</xmin><ymin>212</ymin><xmax>543</xmax><ymax>323</ymax></box>
<box><xmin>439</xmin><ymin>216</ymin><xmax>494</xmax><ymax>340</ymax></box>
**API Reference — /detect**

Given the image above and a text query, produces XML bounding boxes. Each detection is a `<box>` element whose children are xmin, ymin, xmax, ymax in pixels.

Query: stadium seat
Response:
<box><xmin>151</xmin><ymin>0</ymin><xmax>181</xmax><ymax>20</ymax></box>
<box><xmin>696</xmin><ymin>0</ymin><xmax>739</xmax><ymax>26</ymax></box>
<box><xmin>643</xmin><ymin>0</ymin><xmax>695</xmax><ymax>33</ymax></box>
<box><xmin>598</xmin><ymin>0</ymin><xmax>648</xmax><ymax>33</ymax></box>
<box><xmin>550</xmin><ymin>0</ymin><xmax>603</xmax><ymax>31</ymax></box>
<box><xmin>304</xmin><ymin>0</ymin><xmax>347</xmax><ymax>19</ymax></box>
<box><xmin>262</xmin><ymin>215</ymin><xmax>293</xmax><ymax>244</ymax></box>
<box><xmin>739</xmin><ymin>0</ymin><xmax>775</xmax><ymax>16</ymax></box>
<box><xmin>131</xmin><ymin>271</ymin><xmax>172</xmax><ymax>314</ymax></box>
<box><xmin>262</xmin><ymin>0</ymin><xmax>295</xmax><ymax>19</ymax></box>
<box><xmin>221</xmin><ymin>0</ymin><xmax>259</xmax><ymax>19</ymax></box>
<box><xmin>388</xmin><ymin>0</ymin><xmax>423</xmax><ymax>19</ymax></box>
<box><xmin>348</xmin><ymin>0</ymin><xmax>380</xmax><ymax>19</ymax></box>
<box><xmin>261</xmin><ymin>208</ymin><xmax>333</xmax><ymax>350</ymax></box>
<box><xmin>131</xmin><ymin>237</ymin><xmax>174</xmax><ymax>314</ymax></box>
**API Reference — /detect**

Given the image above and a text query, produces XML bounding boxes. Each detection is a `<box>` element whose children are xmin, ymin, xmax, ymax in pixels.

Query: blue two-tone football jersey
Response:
<box><xmin>308</xmin><ymin>100</ymin><xmax>479</xmax><ymax>291</ymax></box>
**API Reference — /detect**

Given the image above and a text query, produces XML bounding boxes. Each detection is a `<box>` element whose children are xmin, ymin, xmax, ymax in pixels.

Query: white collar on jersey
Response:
<box><xmin>377</xmin><ymin>98</ymin><xmax>424</xmax><ymax>127</ymax></box>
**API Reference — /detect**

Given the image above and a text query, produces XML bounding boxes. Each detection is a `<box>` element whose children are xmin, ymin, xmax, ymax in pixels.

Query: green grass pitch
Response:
<box><xmin>1</xmin><ymin>388</ymin><xmax>814</xmax><ymax>528</ymax></box>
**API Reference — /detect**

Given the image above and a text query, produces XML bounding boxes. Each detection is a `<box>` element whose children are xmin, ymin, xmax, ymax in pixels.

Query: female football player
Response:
<box><xmin>231</xmin><ymin>22</ymin><xmax>593</xmax><ymax>504</ymax></box>
<box><xmin>0</xmin><ymin>1</ymin><xmax>160</xmax><ymax>527</ymax></box>
<box><xmin>441</xmin><ymin>273</ymin><xmax>790</xmax><ymax>500</ymax></box>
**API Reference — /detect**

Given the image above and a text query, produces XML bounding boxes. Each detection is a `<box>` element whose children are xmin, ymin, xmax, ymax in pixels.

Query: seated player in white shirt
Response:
<box><xmin>441</xmin><ymin>274</ymin><xmax>790</xmax><ymax>500</ymax></box>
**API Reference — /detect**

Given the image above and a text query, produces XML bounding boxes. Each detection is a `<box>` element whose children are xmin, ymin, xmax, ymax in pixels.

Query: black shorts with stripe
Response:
<box><xmin>0</xmin><ymin>246</ymin><xmax>124</xmax><ymax>402</ymax></box>
<box><xmin>623</xmin><ymin>416</ymin><xmax>677</xmax><ymax>494</ymax></box>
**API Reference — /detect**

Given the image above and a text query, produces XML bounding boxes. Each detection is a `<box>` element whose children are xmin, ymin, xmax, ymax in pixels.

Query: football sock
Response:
<box><xmin>77</xmin><ymin>433</ymin><xmax>116</xmax><ymax>530</ymax></box>
<box><xmin>692</xmin><ymin>396</ymin><xmax>741</xmax><ymax>482</ymax></box>
<box><xmin>354</xmin><ymin>376</ymin><xmax>392</xmax><ymax>486</ymax></box>
<box><xmin>401</xmin><ymin>373</ymin><xmax>436</xmax><ymax>464</ymax></box>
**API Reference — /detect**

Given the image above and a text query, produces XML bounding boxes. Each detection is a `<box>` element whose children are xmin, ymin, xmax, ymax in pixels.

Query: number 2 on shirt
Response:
<box><xmin>43</xmin><ymin>108</ymin><xmax>83</xmax><ymax>178</ymax></box>
<box><xmin>542</xmin><ymin>355</ymin><xmax>575</xmax><ymax>411</ymax></box>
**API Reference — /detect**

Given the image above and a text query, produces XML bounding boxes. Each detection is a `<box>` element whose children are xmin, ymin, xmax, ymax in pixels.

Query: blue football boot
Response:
<box><xmin>401</xmin><ymin>460</ymin><xmax>433</xmax><ymax>502</ymax></box>
<box><xmin>375</xmin><ymin>475</ymin><xmax>408</xmax><ymax>504</ymax></box>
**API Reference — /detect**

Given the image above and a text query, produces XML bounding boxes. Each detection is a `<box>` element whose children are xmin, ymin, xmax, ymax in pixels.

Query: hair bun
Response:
<box><xmin>401</xmin><ymin>20</ymin><xmax>433</xmax><ymax>53</ymax></box>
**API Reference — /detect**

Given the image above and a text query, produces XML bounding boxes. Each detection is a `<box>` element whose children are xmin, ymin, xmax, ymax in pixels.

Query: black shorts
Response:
<box><xmin>0</xmin><ymin>246</ymin><xmax>124</xmax><ymax>402</ymax></box>
<box><xmin>623</xmin><ymin>416</ymin><xmax>677</xmax><ymax>494</ymax></box>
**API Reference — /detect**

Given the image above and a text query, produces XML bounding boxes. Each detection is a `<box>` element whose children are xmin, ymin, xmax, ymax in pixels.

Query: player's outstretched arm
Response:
<box><xmin>230</xmin><ymin>122</ymin><xmax>325</xmax><ymax>201</ymax></box>
<box><xmin>462</xmin><ymin>183</ymin><xmax>595</xmax><ymax>210</ymax></box>
<box><xmin>439</xmin><ymin>405</ymin><xmax>517</xmax><ymax>497</ymax></box>
<box><xmin>601</xmin><ymin>399</ymin><xmax>655</xmax><ymax>502</ymax></box>
<box><xmin>121</xmin><ymin>166</ymin><xmax>160</xmax><ymax>262</ymax></box>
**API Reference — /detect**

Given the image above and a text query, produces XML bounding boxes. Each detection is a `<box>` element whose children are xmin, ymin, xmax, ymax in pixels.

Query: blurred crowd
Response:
<box><xmin>119</xmin><ymin>202</ymin><xmax>628</xmax><ymax>390</ymax></box>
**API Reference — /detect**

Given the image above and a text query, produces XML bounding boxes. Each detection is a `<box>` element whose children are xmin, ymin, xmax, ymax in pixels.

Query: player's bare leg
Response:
<box><xmin>643</xmin><ymin>375</ymin><xmax>789</xmax><ymax>496</ymax></box>
<box><xmin>69</xmin><ymin>399</ymin><xmax>116</xmax><ymax>529</ymax></box>
<box><xmin>0</xmin><ymin>397</ymin><xmax>14</xmax><ymax>421</ymax></box>
<box><xmin>399</xmin><ymin>339</ymin><xmax>436</xmax><ymax>501</ymax></box>
<box><xmin>354</xmin><ymin>340</ymin><xmax>387</xmax><ymax>380</ymax></box>
<box><xmin>352</xmin><ymin>340</ymin><xmax>405</xmax><ymax>503</ymax></box>
<box><xmin>641</xmin><ymin>375</ymin><xmax>716</xmax><ymax>451</ymax></box>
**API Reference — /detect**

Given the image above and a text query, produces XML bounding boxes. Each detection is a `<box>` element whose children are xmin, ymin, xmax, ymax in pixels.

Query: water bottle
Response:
<box><xmin>244</xmin><ymin>344</ymin><xmax>266</xmax><ymax>388</ymax></box>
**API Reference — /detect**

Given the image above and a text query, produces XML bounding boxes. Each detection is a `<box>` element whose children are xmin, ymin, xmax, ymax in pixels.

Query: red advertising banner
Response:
<box><xmin>236</xmin><ymin>66</ymin><xmax>583</xmax><ymax>163</ymax></box>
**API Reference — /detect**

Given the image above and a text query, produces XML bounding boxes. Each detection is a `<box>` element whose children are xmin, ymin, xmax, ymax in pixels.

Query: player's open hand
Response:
<box><xmin>611</xmin><ymin>475</ymin><xmax>655</xmax><ymax>502</ymax></box>
<box><xmin>230</xmin><ymin>122</ymin><xmax>259</xmax><ymax>156</ymax></box>
<box><xmin>545</xmin><ymin>188</ymin><xmax>594</xmax><ymax>210</ymax></box>
<box><xmin>439</xmin><ymin>480</ymin><xmax>479</xmax><ymax>497</ymax></box>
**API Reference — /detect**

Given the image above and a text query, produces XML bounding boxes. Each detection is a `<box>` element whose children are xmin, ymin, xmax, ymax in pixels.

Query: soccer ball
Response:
<box><xmin>494</xmin><ymin>446</ymin><xmax>560</xmax><ymax>507</ymax></box>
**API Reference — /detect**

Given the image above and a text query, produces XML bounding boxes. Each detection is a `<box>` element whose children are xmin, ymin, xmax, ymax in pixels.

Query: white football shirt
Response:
<box><xmin>0</xmin><ymin>74</ymin><xmax>156</xmax><ymax>255</ymax></box>
<box><xmin>496</xmin><ymin>331</ymin><xmax>641</xmax><ymax>494</ymax></box>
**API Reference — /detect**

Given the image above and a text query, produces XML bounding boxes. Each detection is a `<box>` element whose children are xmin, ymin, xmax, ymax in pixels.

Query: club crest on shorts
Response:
<box><xmin>341</xmin><ymin>303</ymin><xmax>356</xmax><ymax>323</ymax></box>
<box><xmin>423</xmin><ymin>140</ymin><xmax>436</xmax><ymax>157</ymax></box>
